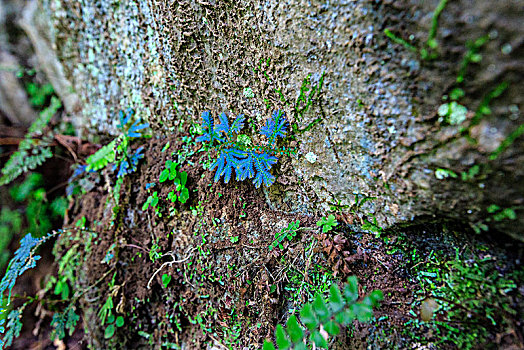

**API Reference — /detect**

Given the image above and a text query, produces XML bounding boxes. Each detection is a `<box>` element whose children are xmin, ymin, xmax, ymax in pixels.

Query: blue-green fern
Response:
<box><xmin>196</xmin><ymin>110</ymin><xmax>288</xmax><ymax>188</ymax></box>
<box><xmin>0</xmin><ymin>231</ymin><xmax>61</xmax><ymax>348</ymax></box>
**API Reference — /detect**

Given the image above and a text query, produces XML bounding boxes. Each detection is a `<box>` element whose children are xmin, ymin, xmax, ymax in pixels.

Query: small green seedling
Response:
<box><xmin>435</xmin><ymin>168</ymin><xmax>458</xmax><ymax>180</ymax></box>
<box><xmin>461</xmin><ymin>165</ymin><xmax>480</xmax><ymax>181</ymax></box>
<box><xmin>487</xmin><ymin>205</ymin><xmax>517</xmax><ymax>222</ymax></box>
<box><xmin>142</xmin><ymin>192</ymin><xmax>159</xmax><ymax>211</ymax></box>
<box><xmin>438</xmin><ymin>101</ymin><xmax>468</xmax><ymax>125</ymax></box>
<box><xmin>362</xmin><ymin>216</ymin><xmax>384</xmax><ymax>237</ymax></box>
<box><xmin>162</xmin><ymin>274</ymin><xmax>171</xmax><ymax>288</ymax></box>
<box><xmin>269</xmin><ymin>220</ymin><xmax>300</xmax><ymax>250</ymax></box>
<box><xmin>160</xmin><ymin>160</ymin><xmax>189</xmax><ymax>204</ymax></box>
<box><xmin>104</xmin><ymin>314</ymin><xmax>125</xmax><ymax>339</ymax></box>
<box><xmin>316</xmin><ymin>215</ymin><xmax>338</xmax><ymax>233</ymax></box>
<box><xmin>149</xmin><ymin>241</ymin><xmax>162</xmax><ymax>263</ymax></box>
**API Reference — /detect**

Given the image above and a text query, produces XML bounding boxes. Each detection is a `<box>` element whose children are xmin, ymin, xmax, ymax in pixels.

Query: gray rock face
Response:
<box><xmin>47</xmin><ymin>0</ymin><xmax>523</xmax><ymax>240</ymax></box>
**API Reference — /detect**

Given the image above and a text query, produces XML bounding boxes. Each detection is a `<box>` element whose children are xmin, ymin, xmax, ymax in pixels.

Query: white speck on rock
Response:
<box><xmin>305</xmin><ymin>152</ymin><xmax>318</xmax><ymax>163</ymax></box>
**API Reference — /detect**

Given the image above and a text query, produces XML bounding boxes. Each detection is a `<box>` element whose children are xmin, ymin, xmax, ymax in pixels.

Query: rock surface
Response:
<box><xmin>46</xmin><ymin>0</ymin><xmax>523</xmax><ymax>240</ymax></box>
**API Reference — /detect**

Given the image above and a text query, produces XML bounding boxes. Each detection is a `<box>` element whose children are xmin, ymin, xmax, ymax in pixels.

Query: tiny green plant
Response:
<box><xmin>316</xmin><ymin>215</ymin><xmax>337</xmax><ymax>233</ymax></box>
<box><xmin>489</xmin><ymin>122</ymin><xmax>524</xmax><ymax>161</ymax></box>
<box><xmin>25</xmin><ymin>82</ymin><xmax>54</xmax><ymax>107</ymax></box>
<box><xmin>471</xmin><ymin>204</ymin><xmax>517</xmax><ymax>234</ymax></box>
<box><xmin>149</xmin><ymin>241</ymin><xmax>162</xmax><ymax>263</ymax></box>
<box><xmin>295</xmin><ymin>73</ymin><xmax>325</xmax><ymax>122</ymax></box>
<box><xmin>456</xmin><ymin>34</ymin><xmax>490</xmax><ymax>84</ymax></box>
<box><xmin>437</xmin><ymin>101</ymin><xmax>468</xmax><ymax>125</ymax></box>
<box><xmin>384</xmin><ymin>0</ymin><xmax>448</xmax><ymax>60</ymax></box>
<box><xmin>361</xmin><ymin>216</ymin><xmax>384</xmax><ymax>237</ymax></box>
<box><xmin>50</xmin><ymin>305</ymin><xmax>80</xmax><ymax>340</ymax></box>
<box><xmin>142</xmin><ymin>192</ymin><xmax>159</xmax><ymax>211</ymax></box>
<box><xmin>269</xmin><ymin>220</ymin><xmax>300</xmax><ymax>250</ymax></box>
<box><xmin>104</xmin><ymin>314</ymin><xmax>125</xmax><ymax>339</ymax></box>
<box><xmin>161</xmin><ymin>274</ymin><xmax>171</xmax><ymax>288</ymax></box>
<box><xmin>263</xmin><ymin>276</ymin><xmax>383</xmax><ymax>349</ymax></box>
<box><xmin>98</xmin><ymin>272</ymin><xmax>121</xmax><ymax>340</ymax></box>
<box><xmin>487</xmin><ymin>205</ymin><xmax>517</xmax><ymax>222</ymax></box>
<box><xmin>434</xmin><ymin>168</ymin><xmax>458</xmax><ymax>180</ymax></box>
<box><xmin>461</xmin><ymin>164</ymin><xmax>480</xmax><ymax>181</ymax></box>
<box><xmin>9</xmin><ymin>173</ymin><xmax>67</xmax><ymax>236</ymax></box>
<box><xmin>159</xmin><ymin>160</ymin><xmax>189</xmax><ymax>204</ymax></box>
<box><xmin>85</xmin><ymin>109</ymin><xmax>148</xmax><ymax>177</ymax></box>
<box><xmin>0</xmin><ymin>208</ymin><xmax>22</xmax><ymax>270</ymax></box>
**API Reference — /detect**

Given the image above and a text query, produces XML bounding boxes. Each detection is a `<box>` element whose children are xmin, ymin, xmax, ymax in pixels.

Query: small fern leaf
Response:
<box><xmin>0</xmin><ymin>233</ymin><xmax>53</xmax><ymax>305</ymax></box>
<box><xmin>252</xmin><ymin>152</ymin><xmax>277</xmax><ymax>188</ymax></box>
<box><xmin>236</xmin><ymin>152</ymin><xmax>255</xmax><ymax>181</ymax></box>
<box><xmin>118</xmin><ymin>109</ymin><xmax>133</xmax><ymax>129</ymax></box>
<box><xmin>210</xmin><ymin>151</ymin><xmax>227</xmax><ymax>182</ymax></box>
<box><xmin>0</xmin><ymin>306</ymin><xmax>24</xmax><ymax>349</ymax></box>
<box><xmin>85</xmin><ymin>139</ymin><xmax>117</xmax><ymax>171</ymax></box>
<box><xmin>127</xmin><ymin>120</ymin><xmax>149</xmax><ymax>138</ymax></box>
<box><xmin>0</xmin><ymin>141</ymin><xmax>52</xmax><ymax>186</ymax></box>
<box><xmin>230</xmin><ymin>114</ymin><xmax>245</xmax><ymax>134</ymax></box>
<box><xmin>210</xmin><ymin>148</ymin><xmax>245</xmax><ymax>183</ymax></box>
<box><xmin>215</xmin><ymin>112</ymin><xmax>230</xmax><ymax>135</ymax></box>
<box><xmin>215</xmin><ymin>112</ymin><xmax>244</xmax><ymax>138</ymax></box>
<box><xmin>196</xmin><ymin>111</ymin><xmax>217</xmax><ymax>142</ymax></box>
<box><xmin>261</xmin><ymin>110</ymin><xmax>288</xmax><ymax>146</ymax></box>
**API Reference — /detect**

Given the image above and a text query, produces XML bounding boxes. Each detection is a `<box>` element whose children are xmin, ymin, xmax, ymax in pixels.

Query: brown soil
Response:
<box><xmin>40</xmin><ymin>130</ymin><xmax>522</xmax><ymax>349</ymax></box>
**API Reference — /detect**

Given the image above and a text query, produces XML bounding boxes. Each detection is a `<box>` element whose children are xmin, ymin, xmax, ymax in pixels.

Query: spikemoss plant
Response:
<box><xmin>196</xmin><ymin>110</ymin><xmax>289</xmax><ymax>188</ymax></box>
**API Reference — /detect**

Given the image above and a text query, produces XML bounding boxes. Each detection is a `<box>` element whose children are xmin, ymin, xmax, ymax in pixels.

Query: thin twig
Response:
<box><xmin>147</xmin><ymin>248</ymin><xmax>196</xmax><ymax>289</ymax></box>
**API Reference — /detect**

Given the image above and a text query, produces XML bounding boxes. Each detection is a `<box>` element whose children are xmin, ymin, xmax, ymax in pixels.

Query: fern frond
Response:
<box><xmin>118</xmin><ymin>109</ymin><xmax>132</xmax><ymax>129</ymax></box>
<box><xmin>114</xmin><ymin>146</ymin><xmax>145</xmax><ymax>178</ymax></box>
<box><xmin>0</xmin><ymin>304</ymin><xmax>25</xmax><ymax>349</ymax></box>
<box><xmin>230</xmin><ymin>114</ymin><xmax>245</xmax><ymax>134</ymax></box>
<box><xmin>197</xmin><ymin>110</ymin><xmax>287</xmax><ymax>187</ymax></box>
<box><xmin>0</xmin><ymin>232</ymin><xmax>55</xmax><ymax>305</ymax></box>
<box><xmin>0</xmin><ymin>97</ymin><xmax>60</xmax><ymax>186</ymax></box>
<box><xmin>196</xmin><ymin>111</ymin><xmax>218</xmax><ymax>143</ymax></box>
<box><xmin>127</xmin><ymin>120</ymin><xmax>149</xmax><ymax>138</ymax></box>
<box><xmin>27</xmin><ymin>97</ymin><xmax>61</xmax><ymax>135</ymax></box>
<box><xmin>85</xmin><ymin>139</ymin><xmax>118</xmax><ymax>171</ymax></box>
<box><xmin>0</xmin><ymin>140</ymin><xmax>53</xmax><ymax>186</ymax></box>
<box><xmin>117</xmin><ymin>109</ymin><xmax>149</xmax><ymax>138</ymax></box>
<box><xmin>261</xmin><ymin>110</ymin><xmax>287</xmax><ymax>146</ymax></box>
<box><xmin>215</xmin><ymin>112</ymin><xmax>230</xmax><ymax>135</ymax></box>
<box><xmin>210</xmin><ymin>148</ymin><xmax>244</xmax><ymax>183</ymax></box>
<box><xmin>50</xmin><ymin>306</ymin><xmax>79</xmax><ymax>340</ymax></box>
<box><xmin>252</xmin><ymin>151</ymin><xmax>277</xmax><ymax>188</ymax></box>
<box><xmin>236</xmin><ymin>152</ymin><xmax>256</xmax><ymax>181</ymax></box>
<box><xmin>215</xmin><ymin>112</ymin><xmax>246</xmax><ymax>136</ymax></box>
